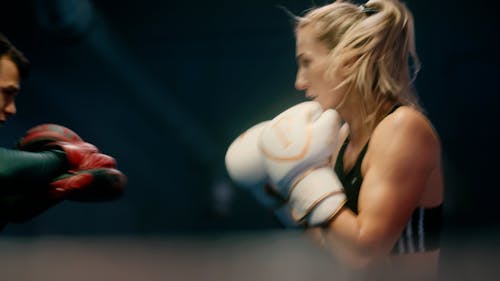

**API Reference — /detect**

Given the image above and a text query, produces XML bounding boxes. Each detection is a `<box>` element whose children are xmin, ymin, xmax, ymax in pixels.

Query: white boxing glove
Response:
<box><xmin>259</xmin><ymin>101</ymin><xmax>346</xmax><ymax>226</ymax></box>
<box><xmin>225</xmin><ymin>121</ymin><xmax>283</xmax><ymax>208</ymax></box>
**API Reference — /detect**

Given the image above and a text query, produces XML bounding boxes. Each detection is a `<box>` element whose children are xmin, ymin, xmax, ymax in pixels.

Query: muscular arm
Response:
<box><xmin>319</xmin><ymin>109</ymin><xmax>440</xmax><ymax>268</ymax></box>
<box><xmin>0</xmin><ymin>147</ymin><xmax>68</xmax><ymax>190</ymax></box>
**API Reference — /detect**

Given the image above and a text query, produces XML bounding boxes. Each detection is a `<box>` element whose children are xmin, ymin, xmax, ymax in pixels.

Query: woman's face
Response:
<box><xmin>295</xmin><ymin>25</ymin><xmax>345</xmax><ymax>110</ymax></box>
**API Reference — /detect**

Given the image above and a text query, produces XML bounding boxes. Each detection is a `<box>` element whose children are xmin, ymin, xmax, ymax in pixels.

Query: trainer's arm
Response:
<box><xmin>0</xmin><ymin>147</ymin><xmax>68</xmax><ymax>188</ymax></box>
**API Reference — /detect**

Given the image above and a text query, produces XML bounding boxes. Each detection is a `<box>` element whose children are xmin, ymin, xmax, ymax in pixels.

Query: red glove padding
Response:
<box><xmin>17</xmin><ymin>123</ymin><xmax>117</xmax><ymax>171</ymax></box>
<box><xmin>46</xmin><ymin>141</ymin><xmax>117</xmax><ymax>171</ymax></box>
<box><xmin>50</xmin><ymin>168</ymin><xmax>126</xmax><ymax>201</ymax></box>
<box><xmin>16</xmin><ymin>123</ymin><xmax>83</xmax><ymax>151</ymax></box>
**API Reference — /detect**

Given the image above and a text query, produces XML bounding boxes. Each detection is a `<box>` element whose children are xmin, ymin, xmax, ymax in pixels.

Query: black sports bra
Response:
<box><xmin>333</xmin><ymin>105</ymin><xmax>442</xmax><ymax>254</ymax></box>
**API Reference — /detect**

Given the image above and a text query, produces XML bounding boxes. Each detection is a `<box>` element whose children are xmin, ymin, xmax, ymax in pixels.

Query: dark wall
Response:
<box><xmin>0</xmin><ymin>0</ymin><xmax>498</xmax><ymax>237</ymax></box>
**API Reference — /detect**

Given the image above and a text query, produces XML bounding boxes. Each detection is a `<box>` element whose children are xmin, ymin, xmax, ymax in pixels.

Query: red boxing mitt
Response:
<box><xmin>50</xmin><ymin>168</ymin><xmax>127</xmax><ymax>201</ymax></box>
<box><xmin>17</xmin><ymin>124</ymin><xmax>117</xmax><ymax>171</ymax></box>
<box><xmin>16</xmin><ymin>123</ymin><xmax>122</xmax><ymax>199</ymax></box>
<box><xmin>46</xmin><ymin>141</ymin><xmax>117</xmax><ymax>171</ymax></box>
<box><xmin>16</xmin><ymin>123</ymin><xmax>83</xmax><ymax>151</ymax></box>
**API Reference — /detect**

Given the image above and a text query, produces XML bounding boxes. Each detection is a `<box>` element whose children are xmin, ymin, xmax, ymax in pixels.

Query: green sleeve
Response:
<box><xmin>0</xmin><ymin>147</ymin><xmax>69</xmax><ymax>189</ymax></box>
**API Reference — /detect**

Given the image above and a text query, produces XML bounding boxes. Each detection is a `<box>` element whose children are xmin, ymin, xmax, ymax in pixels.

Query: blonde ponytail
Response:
<box><xmin>297</xmin><ymin>0</ymin><xmax>421</xmax><ymax>129</ymax></box>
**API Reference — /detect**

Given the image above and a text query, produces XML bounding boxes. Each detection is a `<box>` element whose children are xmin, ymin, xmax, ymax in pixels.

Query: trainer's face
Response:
<box><xmin>295</xmin><ymin>25</ymin><xmax>344</xmax><ymax>110</ymax></box>
<box><xmin>0</xmin><ymin>56</ymin><xmax>20</xmax><ymax>127</ymax></box>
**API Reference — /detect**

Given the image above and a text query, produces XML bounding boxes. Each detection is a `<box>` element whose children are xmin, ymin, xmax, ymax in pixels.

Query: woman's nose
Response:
<box><xmin>295</xmin><ymin>73</ymin><xmax>308</xmax><ymax>90</ymax></box>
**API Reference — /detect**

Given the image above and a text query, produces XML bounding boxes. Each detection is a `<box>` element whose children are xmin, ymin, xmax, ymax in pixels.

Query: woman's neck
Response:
<box><xmin>339</xmin><ymin>107</ymin><xmax>371</xmax><ymax>147</ymax></box>
<box><xmin>338</xmin><ymin>100</ymin><xmax>396</xmax><ymax>147</ymax></box>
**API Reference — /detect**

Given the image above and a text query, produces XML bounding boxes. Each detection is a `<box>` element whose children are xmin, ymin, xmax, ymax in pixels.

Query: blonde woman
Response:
<box><xmin>225</xmin><ymin>0</ymin><xmax>443</xmax><ymax>277</ymax></box>
<box><xmin>292</xmin><ymin>0</ymin><xmax>443</xmax><ymax>275</ymax></box>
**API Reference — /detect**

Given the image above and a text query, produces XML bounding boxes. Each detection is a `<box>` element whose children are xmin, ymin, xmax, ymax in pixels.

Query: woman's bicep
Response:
<box><xmin>355</xmin><ymin>169</ymin><xmax>423</xmax><ymax>254</ymax></box>
<box><xmin>355</xmin><ymin>115</ymin><xmax>439</xmax><ymax>253</ymax></box>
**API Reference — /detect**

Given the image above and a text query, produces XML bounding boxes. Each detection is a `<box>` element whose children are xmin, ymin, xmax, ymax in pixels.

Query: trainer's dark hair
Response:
<box><xmin>0</xmin><ymin>33</ymin><xmax>30</xmax><ymax>79</ymax></box>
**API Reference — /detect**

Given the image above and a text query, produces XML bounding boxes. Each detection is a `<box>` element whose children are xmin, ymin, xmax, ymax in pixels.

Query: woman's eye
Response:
<box><xmin>300</xmin><ymin>59</ymin><xmax>311</xmax><ymax>68</ymax></box>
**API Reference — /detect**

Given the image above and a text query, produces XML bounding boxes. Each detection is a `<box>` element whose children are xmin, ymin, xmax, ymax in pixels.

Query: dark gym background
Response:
<box><xmin>0</xmin><ymin>0</ymin><xmax>498</xmax><ymax>280</ymax></box>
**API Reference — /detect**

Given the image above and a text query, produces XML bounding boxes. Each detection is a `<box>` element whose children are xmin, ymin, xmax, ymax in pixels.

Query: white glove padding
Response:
<box><xmin>292</xmin><ymin>167</ymin><xmax>346</xmax><ymax>225</ymax></box>
<box><xmin>225</xmin><ymin>121</ymin><xmax>283</xmax><ymax>208</ymax></box>
<box><xmin>259</xmin><ymin>101</ymin><xmax>346</xmax><ymax>226</ymax></box>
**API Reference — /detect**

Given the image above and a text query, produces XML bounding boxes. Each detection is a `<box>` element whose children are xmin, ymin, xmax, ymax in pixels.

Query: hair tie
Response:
<box><xmin>360</xmin><ymin>4</ymin><xmax>378</xmax><ymax>16</ymax></box>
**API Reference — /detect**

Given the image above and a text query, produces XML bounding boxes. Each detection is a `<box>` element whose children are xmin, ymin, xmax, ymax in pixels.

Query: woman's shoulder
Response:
<box><xmin>375</xmin><ymin>106</ymin><xmax>440</xmax><ymax>145</ymax></box>
<box><xmin>368</xmin><ymin>106</ymin><xmax>441</xmax><ymax>165</ymax></box>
